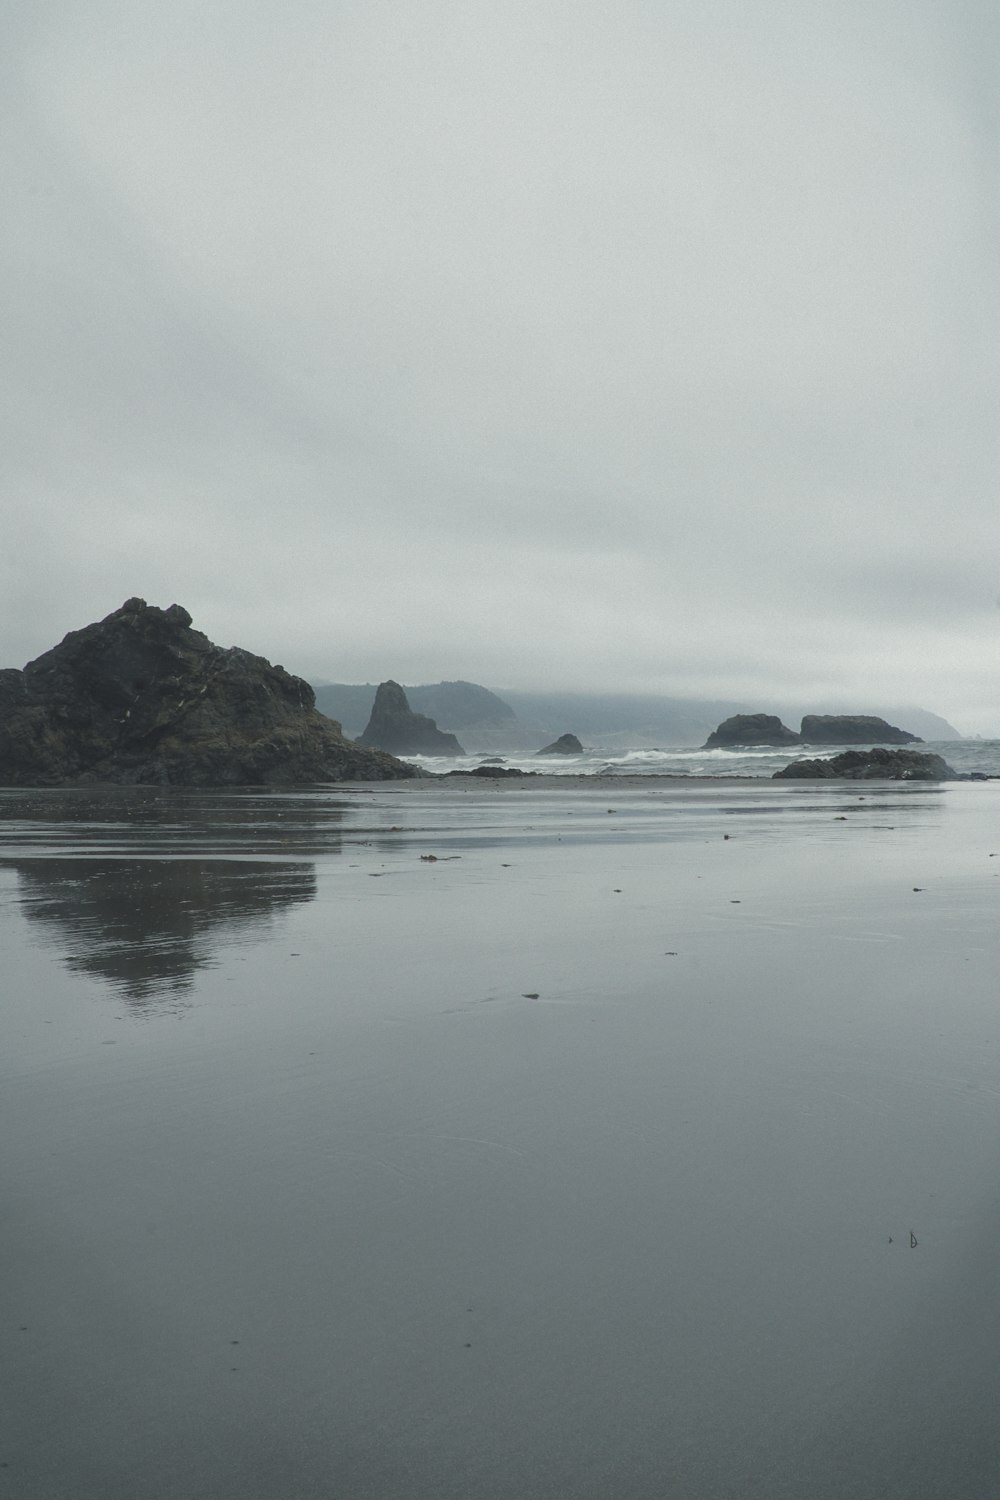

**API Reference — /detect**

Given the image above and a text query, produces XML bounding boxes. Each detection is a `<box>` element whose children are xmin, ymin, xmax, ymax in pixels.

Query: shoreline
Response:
<box><xmin>348</xmin><ymin>769</ymin><xmax>983</xmax><ymax>791</ymax></box>
<box><xmin>383</xmin><ymin>770</ymin><xmax>764</xmax><ymax>788</ymax></box>
<box><xmin>1</xmin><ymin>769</ymin><xmax>991</xmax><ymax>799</ymax></box>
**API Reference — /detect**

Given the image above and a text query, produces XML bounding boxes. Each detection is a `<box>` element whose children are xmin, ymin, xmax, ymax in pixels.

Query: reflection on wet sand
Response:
<box><xmin>2</xmin><ymin>780</ymin><xmax>997</xmax><ymax>1499</ymax></box>
<box><xmin>0</xmin><ymin>789</ymin><xmax>338</xmax><ymax>1007</ymax></box>
<box><xmin>11</xmin><ymin>858</ymin><xmax>316</xmax><ymax>1006</ymax></box>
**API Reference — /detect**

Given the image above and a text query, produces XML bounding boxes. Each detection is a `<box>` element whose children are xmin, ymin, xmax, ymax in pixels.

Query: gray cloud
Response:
<box><xmin>3</xmin><ymin>1</ymin><xmax>998</xmax><ymax>730</ymax></box>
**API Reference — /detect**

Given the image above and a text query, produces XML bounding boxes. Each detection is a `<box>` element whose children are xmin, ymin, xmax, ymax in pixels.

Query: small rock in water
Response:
<box><xmin>536</xmin><ymin>733</ymin><xmax>583</xmax><ymax>756</ymax></box>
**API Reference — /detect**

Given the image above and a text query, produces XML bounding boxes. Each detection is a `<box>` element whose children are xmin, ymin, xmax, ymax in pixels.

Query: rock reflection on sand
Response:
<box><xmin>0</xmin><ymin>788</ymin><xmax>340</xmax><ymax>1006</ymax></box>
<box><xmin>11</xmin><ymin>857</ymin><xmax>316</xmax><ymax>1006</ymax></box>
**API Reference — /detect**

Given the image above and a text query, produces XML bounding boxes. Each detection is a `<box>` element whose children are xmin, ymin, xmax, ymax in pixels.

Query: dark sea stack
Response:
<box><xmin>536</xmin><ymin>733</ymin><xmax>584</xmax><ymax>756</ymax></box>
<box><xmin>703</xmin><ymin>714</ymin><xmax>800</xmax><ymax>748</ymax></box>
<box><xmin>0</xmin><ymin>599</ymin><xmax>417</xmax><ymax>786</ymax></box>
<box><xmin>799</xmin><ymin>714</ymin><xmax>921</xmax><ymax>745</ymax></box>
<box><xmin>312</xmin><ymin>680</ymin><xmax>517</xmax><ymax>744</ymax></box>
<box><xmin>773</xmin><ymin>749</ymin><xmax>956</xmax><ymax>781</ymax></box>
<box><xmin>358</xmin><ymin>680</ymin><xmax>465</xmax><ymax>756</ymax></box>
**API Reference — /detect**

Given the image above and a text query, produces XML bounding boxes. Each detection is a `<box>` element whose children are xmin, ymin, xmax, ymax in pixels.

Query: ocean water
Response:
<box><xmin>406</xmin><ymin>738</ymin><xmax>1000</xmax><ymax>779</ymax></box>
<box><xmin>3</xmin><ymin>778</ymin><xmax>1000</xmax><ymax>1498</ymax></box>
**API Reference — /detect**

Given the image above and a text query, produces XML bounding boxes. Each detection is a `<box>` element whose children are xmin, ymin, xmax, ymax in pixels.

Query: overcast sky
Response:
<box><xmin>3</xmin><ymin>1</ymin><xmax>998</xmax><ymax>731</ymax></box>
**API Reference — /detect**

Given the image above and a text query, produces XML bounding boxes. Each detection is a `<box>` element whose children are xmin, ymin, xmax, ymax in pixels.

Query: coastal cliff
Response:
<box><xmin>0</xmin><ymin>599</ymin><xmax>416</xmax><ymax>786</ymax></box>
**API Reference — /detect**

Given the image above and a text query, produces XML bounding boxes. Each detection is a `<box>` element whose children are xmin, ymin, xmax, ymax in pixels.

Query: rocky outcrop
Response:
<box><xmin>0</xmin><ymin>599</ymin><xmax>417</xmax><ymax>786</ymax></box>
<box><xmin>536</xmin><ymin>733</ymin><xmax>583</xmax><ymax>756</ymax></box>
<box><xmin>704</xmin><ymin>714</ymin><xmax>799</xmax><ymax>748</ymax></box>
<box><xmin>446</xmin><ymin>765</ymin><xmax>537</xmax><ymax>778</ymax></box>
<box><xmin>773</xmin><ymin>748</ymin><xmax>956</xmax><ymax>781</ymax></box>
<box><xmin>358</xmin><ymin>680</ymin><xmax>464</xmax><ymax>756</ymax></box>
<box><xmin>799</xmin><ymin>714</ymin><xmax>920</xmax><ymax>745</ymax></box>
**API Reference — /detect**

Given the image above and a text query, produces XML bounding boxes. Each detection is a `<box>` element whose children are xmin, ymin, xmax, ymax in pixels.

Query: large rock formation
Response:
<box><xmin>773</xmin><ymin>748</ymin><xmax>956</xmax><ymax>781</ymax></box>
<box><xmin>0</xmin><ymin>599</ymin><xmax>417</xmax><ymax>786</ymax></box>
<box><xmin>704</xmin><ymin>714</ymin><xmax>799</xmax><ymax>748</ymax></box>
<box><xmin>536</xmin><ymin>733</ymin><xmax>583</xmax><ymax>756</ymax></box>
<box><xmin>358</xmin><ymin>680</ymin><xmax>464</xmax><ymax>756</ymax></box>
<box><xmin>799</xmin><ymin>714</ymin><xmax>920</xmax><ymax>745</ymax></box>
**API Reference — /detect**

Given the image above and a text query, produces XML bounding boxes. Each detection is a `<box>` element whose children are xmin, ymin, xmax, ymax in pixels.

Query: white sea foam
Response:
<box><xmin>402</xmin><ymin>740</ymin><xmax>1000</xmax><ymax>780</ymax></box>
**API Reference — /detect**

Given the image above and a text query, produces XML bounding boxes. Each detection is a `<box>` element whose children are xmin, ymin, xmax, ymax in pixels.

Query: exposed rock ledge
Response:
<box><xmin>0</xmin><ymin>599</ymin><xmax>417</xmax><ymax>786</ymax></box>
<box><xmin>773</xmin><ymin>749</ymin><xmax>956</xmax><ymax>781</ymax></box>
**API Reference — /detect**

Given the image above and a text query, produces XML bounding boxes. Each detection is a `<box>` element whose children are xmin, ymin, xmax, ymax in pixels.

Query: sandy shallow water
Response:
<box><xmin>2</xmin><ymin>776</ymin><xmax>1000</xmax><ymax>1498</ymax></box>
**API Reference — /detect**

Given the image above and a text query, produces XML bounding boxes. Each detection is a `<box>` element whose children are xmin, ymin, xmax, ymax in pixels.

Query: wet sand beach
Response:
<box><xmin>2</xmin><ymin>777</ymin><xmax>1000</xmax><ymax>1498</ymax></box>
